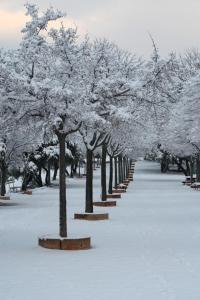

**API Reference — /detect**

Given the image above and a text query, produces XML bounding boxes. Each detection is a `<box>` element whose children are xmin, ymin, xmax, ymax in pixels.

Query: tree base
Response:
<box><xmin>117</xmin><ymin>184</ymin><xmax>127</xmax><ymax>190</ymax></box>
<box><xmin>112</xmin><ymin>188</ymin><xmax>126</xmax><ymax>193</ymax></box>
<box><xmin>39</xmin><ymin>235</ymin><xmax>91</xmax><ymax>250</ymax></box>
<box><xmin>128</xmin><ymin>174</ymin><xmax>133</xmax><ymax>178</ymax></box>
<box><xmin>22</xmin><ymin>190</ymin><xmax>32</xmax><ymax>195</ymax></box>
<box><xmin>106</xmin><ymin>193</ymin><xmax>121</xmax><ymax>199</ymax></box>
<box><xmin>0</xmin><ymin>195</ymin><xmax>10</xmax><ymax>200</ymax></box>
<box><xmin>74</xmin><ymin>213</ymin><xmax>109</xmax><ymax>221</ymax></box>
<box><xmin>123</xmin><ymin>180</ymin><xmax>130</xmax><ymax>184</ymax></box>
<box><xmin>93</xmin><ymin>201</ymin><xmax>117</xmax><ymax>207</ymax></box>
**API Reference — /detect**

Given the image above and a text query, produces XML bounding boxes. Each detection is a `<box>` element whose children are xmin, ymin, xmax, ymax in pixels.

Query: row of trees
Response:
<box><xmin>1</xmin><ymin>4</ymin><xmax>198</xmax><ymax>237</ymax></box>
<box><xmin>148</xmin><ymin>49</ymin><xmax>200</xmax><ymax>180</ymax></box>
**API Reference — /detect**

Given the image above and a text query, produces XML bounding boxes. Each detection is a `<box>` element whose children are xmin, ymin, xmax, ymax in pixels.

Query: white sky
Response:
<box><xmin>0</xmin><ymin>0</ymin><xmax>200</xmax><ymax>57</ymax></box>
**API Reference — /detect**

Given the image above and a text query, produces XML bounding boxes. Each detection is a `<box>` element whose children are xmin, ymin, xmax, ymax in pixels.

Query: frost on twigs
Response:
<box><xmin>23</xmin><ymin>3</ymin><xmax>65</xmax><ymax>37</ymax></box>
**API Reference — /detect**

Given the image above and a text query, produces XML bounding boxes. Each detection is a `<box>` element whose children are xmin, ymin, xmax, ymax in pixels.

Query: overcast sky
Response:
<box><xmin>0</xmin><ymin>0</ymin><xmax>200</xmax><ymax>57</ymax></box>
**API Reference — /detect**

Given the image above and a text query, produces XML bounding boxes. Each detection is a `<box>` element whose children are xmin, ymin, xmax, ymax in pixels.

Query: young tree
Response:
<box><xmin>3</xmin><ymin>4</ymin><xmax>82</xmax><ymax>237</ymax></box>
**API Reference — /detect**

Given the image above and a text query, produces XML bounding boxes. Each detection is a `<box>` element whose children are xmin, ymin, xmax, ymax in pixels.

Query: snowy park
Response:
<box><xmin>2</xmin><ymin>160</ymin><xmax>200</xmax><ymax>300</ymax></box>
<box><xmin>1</xmin><ymin>0</ymin><xmax>200</xmax><ymax>299</ymax></box>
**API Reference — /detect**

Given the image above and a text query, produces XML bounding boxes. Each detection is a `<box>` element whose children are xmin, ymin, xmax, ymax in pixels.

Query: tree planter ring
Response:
<box><xmin>106</xmin><ymin>193</ymin><xmax>121</xmax><ymax>199</ymax></box>
<box><xmin>117</xmin><ymin>184</ymin><xmax>127</xmax><ymax>190</ymax></box>
<box><xmin>74</xmin><ymin>213</ymin><xmax>109</xmax><ymax>221</ymax></box>
<box><xmin>0</xmin><ymin>196</ymin><xmax>10</xmax><ymax>200</ymax></box>
<box><xmin>39</xmin><ymin>235</ymin><xmax>91</xmax><ymax>250</ymax></box>
<box><xmin>93</xmin><ymin>201</ymin><xmax>117</xmax><ymax>207</ymax></box>
<box><xmin>22</xmin><ymin>190</ymin><xmax>32</xmax><ymax>195</ymax></box>
<box><xmin>123</xmin><ymin>180</ymin><xmax>130</xmax><ymax>185</ymax></box>
<box><xmin>112</xmin><ymin>189</ymin><xmax>126</xmax><ymax>193</ymax></box>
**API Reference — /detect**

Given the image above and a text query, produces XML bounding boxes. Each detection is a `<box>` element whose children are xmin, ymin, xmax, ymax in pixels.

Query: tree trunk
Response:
<box><xmin>108</xmin><ymin>155</ymin><xmax>113</xmax><ymax>194</ymax></box>
<box><xmin>70</xmin><ymin>164</ymin><xmax>74</xmax><ymax>178</ymax></box>
<box><xmin>58</xmin><ymin>134</ymin><xmax>67</xmax><ymax>238</ymax></box>
<box><xmin>161</xmin><ymin>153</ymin><xmax>169</xmax><ymax>173</ymax></box>
<box><xmin>78</xmin><ymin>161</ymin><xmax>81</xmax><ymax>177</ymax></box>
<box><xmin>22</xmin><ymin>166</ymin><xmax>28</xmax><ymax>191</ymax></box>
<box><xmin>196</xmin><ymin>155</ymin><xmax>200</xmax><ymax>182</ymax></box>
<box><xmin>172</xmin><ymin>157</ymin><xmax>188</xmax><ymax>176</ymax></box>
<box><xmin>126</xmin><ymin>158</ymin><xmax>129</xmax><ymax>178</ymax></box>
<box><xmin>190</xmin><ymin>157</ymin><xmax>194</xmax><ymax>184</ymax></box>
<box><xmin>185</xmin><ymin>159</ymin><xmax>190</xmax><ymax>176</ymax></box>
<box><xmin>0</xmin><ymin>162</ymin><xmax>7</xmax><ymax>196</ymax></box>
<box><xmin>118</xmin><ymin>155</ymin><xmax>121</xmax><ymax>184</ymax></box>
<box><xmin>119</xmin><ymin>155</ymin><xmax>123</xmax><ymax>183</ymax></box>
<box><xmin>73</xmin><ymin>162</ymin><xmax>78</xmax><ymax>175</ymax></box>
<box><xmin>85</xmin><ymin>148</ymin><xmax>93</xmax><ymax>213</ymax></box>
<box><xmin>45</xmin><ymin>160</ymin><xmax>51</xmax><ymax>186</ymax></box>
<box><xmin>38</xmin><ymin>167</ymin><xmax>43</xmax><ymax>186</ymax></box>
<box><xmin>114</xmin><ymin>157</ymin><xmax>118</xmax><ymax>188</ymax></box>
<box><xmin>123</xmin><ymin>157</ymin><xmax>126</xmax><ymax>180</ymax></box>
<box><xmin>52</xmin><ymin>160</ymin><xmax>59</xmax><ymax>181</ymax></box>
<box><xmin>35</xmin><ymin>168</ymin><xmax>43</xmax><ymax>187</ymax></box>
<box><xmin>98</xmin><ymin>157</ymin><xmax>101</xmax><ymax>167</ymax></box>
<box><xmin>101</xmin><ymin>143</ymin><xmax>107</xmax><ymax>201</ymax></box>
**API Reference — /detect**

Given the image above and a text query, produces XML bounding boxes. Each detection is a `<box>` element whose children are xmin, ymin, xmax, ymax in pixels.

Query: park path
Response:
<box><xmin>1</xmin><ymin>160</ymin><xmax>200</xmax><ymax>299</ymax></box>
<box><xmin>122</xmin><ymin>160</ymin><xmax>200</xmax><ymax>300</ymax></box>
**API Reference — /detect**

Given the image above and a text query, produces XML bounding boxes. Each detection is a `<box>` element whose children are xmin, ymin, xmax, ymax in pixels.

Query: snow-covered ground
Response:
<box><xmin>1</xmin><ymin>161</ymin><xmax>200</xmax><ymax>299</ymax></box>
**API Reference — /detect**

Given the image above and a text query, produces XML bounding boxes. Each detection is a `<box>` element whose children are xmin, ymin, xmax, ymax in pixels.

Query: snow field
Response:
<box><xmin>1</xmin><ymin>161</ymin><xmax>200</xmax><ymax>299</ymax></box>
